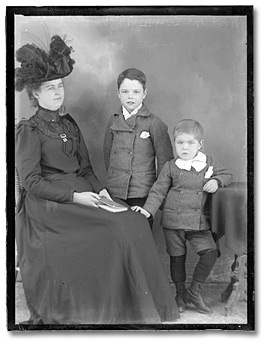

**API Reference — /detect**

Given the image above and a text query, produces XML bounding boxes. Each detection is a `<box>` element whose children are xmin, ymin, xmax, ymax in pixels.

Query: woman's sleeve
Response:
<box><xmin>16</xmin><ymin>123</ymin><xmax>74</xmax><ymax>202</ymax></box>
<box><xmin>76</xmin><ymin>128</ymin><xmax>103</xmax><ymax>193</ymax></box>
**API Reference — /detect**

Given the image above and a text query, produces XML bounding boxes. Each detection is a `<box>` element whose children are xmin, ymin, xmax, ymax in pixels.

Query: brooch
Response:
<box><xmin>59</xmin><ymin>133</ymin><xmax>68</xmax><ymax>142</ymax></box>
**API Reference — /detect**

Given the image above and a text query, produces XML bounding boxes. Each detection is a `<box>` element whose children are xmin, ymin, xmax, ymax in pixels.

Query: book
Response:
<box><xmin>97</xmin><ymin>197</ymin><xmax>128</xmax><ymax>213</ymax></box>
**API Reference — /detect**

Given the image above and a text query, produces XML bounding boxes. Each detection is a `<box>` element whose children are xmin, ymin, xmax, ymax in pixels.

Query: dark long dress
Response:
<box><xmin>15</xmin><ymin>107</ymin><xmax>179</xmax><ymax>325</ymax></box>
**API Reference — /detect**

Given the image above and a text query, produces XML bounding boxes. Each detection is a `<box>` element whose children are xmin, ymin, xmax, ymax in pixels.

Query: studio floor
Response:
<box><xmin>15</xmin><ymin>280</ymin><xmax>247</xmax><ymax>326</ymax></box>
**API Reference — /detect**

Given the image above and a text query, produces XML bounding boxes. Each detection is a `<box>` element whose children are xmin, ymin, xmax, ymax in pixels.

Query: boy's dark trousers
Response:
<box><xmin>170</xmin><ymin>248</ymin><xmax>218</xmax><ymax>313</ymax></box>
<box><xmin>120</xmin><ymin>197</ymin><xmax>154</xmax><ymax>230</ymax></box>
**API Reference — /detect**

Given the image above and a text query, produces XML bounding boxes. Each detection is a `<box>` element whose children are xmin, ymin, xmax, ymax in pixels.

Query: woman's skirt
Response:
<box><xmin>16</xmin><ymin>177</ymin><xmax>179</xmax><ymax>325</ymax></box>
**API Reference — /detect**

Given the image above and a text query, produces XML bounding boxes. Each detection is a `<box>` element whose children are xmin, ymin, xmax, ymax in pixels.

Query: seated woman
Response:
<box><xmin>15</xmin><ymin>35</ymin><xmax>180</xmax><ymax>325</ymax></box>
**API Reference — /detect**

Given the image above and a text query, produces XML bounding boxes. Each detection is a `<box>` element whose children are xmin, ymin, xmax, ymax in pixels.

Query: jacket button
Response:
<box><xmin>177</xmin><ymin>208</ymin><xmax>182</xmax><ymax>213</ymax></box>
<box><xmin>197</xmin><ymin>191</ymin><xmax>202</xmax><ymax>195</ymax></box>
<box><xmin>180</xmin><ymin>191</ymin><xmax>184</xmax><ymax>194</ymax></box>
<box><xmin>196</xmin><ymin>209</ymin><xmax>200</xmax><ymax>213</ymax></box>
<box><xmin>180</xmin><ymin>172</ymin><xmax>183</xmax><ymax>176</ymax></box>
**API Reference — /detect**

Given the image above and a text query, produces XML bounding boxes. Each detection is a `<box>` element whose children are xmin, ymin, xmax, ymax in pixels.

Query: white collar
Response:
<box><xmin>175</xmin><ymin>151</ymin><xmax>207</xmax><ymax>172</ymax></box>
<box><xmin>123</xmin><ymin>103</ymin><xmax>142</xmax><ymax>120</ymax></box>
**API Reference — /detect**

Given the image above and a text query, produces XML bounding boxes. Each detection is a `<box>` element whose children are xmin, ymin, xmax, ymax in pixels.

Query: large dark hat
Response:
<box><xmin>15</xmin><ymin>35</ymin><xmax>75</xmax><ymax>91</ymax></box>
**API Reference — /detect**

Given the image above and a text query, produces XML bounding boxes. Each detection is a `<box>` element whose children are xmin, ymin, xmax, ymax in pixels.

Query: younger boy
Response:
<box><xmin>103</xmin><ymin>68</ymin><xmax>174</xmax><ymax>228</ymax></box>
<box><xmin>132</xmin><ymin>119</ymin><xmax>233</xmax><ymax>313</ymax></box>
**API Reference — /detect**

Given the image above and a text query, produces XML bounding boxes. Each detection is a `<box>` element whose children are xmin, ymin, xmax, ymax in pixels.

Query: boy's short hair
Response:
<box><xmin>173</xmin><ymin>119</ymin><xmax>204</xmax><ymax>141</ymax></box>
<box><xmin>117</xmin><ymin>68</ymin><xmax>146</xmax><ymax>90</ymax></box>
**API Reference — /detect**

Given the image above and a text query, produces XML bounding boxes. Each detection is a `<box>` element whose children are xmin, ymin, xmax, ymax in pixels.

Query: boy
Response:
<box><xmin>132</xmin><ymin>119</ymin><xmax>233</xmax><ymax>314</ymax></box>
<box><xmin>103</xmin><ymin>68</ymin><xmax>174</xmax><ymax>227</ymax></box>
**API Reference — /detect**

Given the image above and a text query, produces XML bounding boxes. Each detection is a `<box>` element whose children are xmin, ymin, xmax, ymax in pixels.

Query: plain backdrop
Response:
<box><xmin>15</xmin><ymin>13</ymin><xmax>247</xmax><ymax>184</ymax></box>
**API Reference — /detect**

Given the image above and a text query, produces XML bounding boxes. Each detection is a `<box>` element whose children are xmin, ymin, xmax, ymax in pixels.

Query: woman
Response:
<box><xmin>15</xmin><ymin>35</ymin><xmax>180</xmax><ymax>325</ymax></box>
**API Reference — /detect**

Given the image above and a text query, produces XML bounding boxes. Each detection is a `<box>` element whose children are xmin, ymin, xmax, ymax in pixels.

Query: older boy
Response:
<box><xmin>103</xmin><ymin>68</ymin><xmax>174</xmax><ymax>228</ymax></box>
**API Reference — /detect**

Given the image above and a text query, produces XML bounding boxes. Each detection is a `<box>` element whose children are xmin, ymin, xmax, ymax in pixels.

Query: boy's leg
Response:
<box><xmin>170</xmin><ymin>254</ymin><xmax>187</xmax><ymax>312</ymax></box>
<box><xmin>185</xmin><ymin>230</ymin><xmax>218</xmax><ymax>314</ymax></box>
<box><xmin>164</xmin><ymin>228</ymin><xmax>187</xmax><ymax>312</ymax></box>
<box><xmin>123</xmin><ymin>197</ymin><xmax>153</xmax><ymax>229</ymax></box>
<box><xmin>193</xmin><ymin>248</ymin><xmax>218</xmax><ymax>282</ymax></box>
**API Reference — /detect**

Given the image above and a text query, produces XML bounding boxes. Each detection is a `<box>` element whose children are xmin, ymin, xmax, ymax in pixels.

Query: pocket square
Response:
<box><xmin>204</xmin><ymin>166</ymin><xmax>213</xmax><ymax>178</ymax></box>
<box><xmin>140</xmin><ymin>131</ymin><xmax>150</xmax><ymax>139</ymax></box>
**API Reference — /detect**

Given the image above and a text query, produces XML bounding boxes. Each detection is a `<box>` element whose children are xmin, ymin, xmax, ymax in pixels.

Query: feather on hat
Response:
<box><xmin>15</xmin><ymin>35</ymin><xmax>75</xmax><ymax>92</ymax></box>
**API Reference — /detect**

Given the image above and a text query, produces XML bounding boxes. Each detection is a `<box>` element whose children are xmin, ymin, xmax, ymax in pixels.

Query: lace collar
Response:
<box><xmin>30</xmin><ymin>107</ymin><xmax>73</xmax><ymax>140</ymax></box>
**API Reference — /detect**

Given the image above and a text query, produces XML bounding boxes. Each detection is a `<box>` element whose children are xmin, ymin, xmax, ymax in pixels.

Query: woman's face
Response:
<box><xmin>33</xmin><ymin>79</ymin><xmax>64</xmax><ymax>111</ymax></box>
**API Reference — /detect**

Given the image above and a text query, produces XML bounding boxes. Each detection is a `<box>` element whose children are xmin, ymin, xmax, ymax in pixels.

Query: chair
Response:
<box><xmin>15</xmin><ymin>167</ymin><xmax>22</xmax><ymax>281</ymax></box>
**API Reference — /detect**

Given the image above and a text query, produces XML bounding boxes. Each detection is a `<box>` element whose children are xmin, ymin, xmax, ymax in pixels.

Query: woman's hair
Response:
<box><xmin>117</xmin><ymin>68</ymin><xmax>146</xmax><ymax>90</ymax></box>
<box><xmin>173</xmin><ymin>119</ymin><xmax>204</xmax><ymax>141</ymax></box>
<box><xmin>25</xmin><ymin>82</ymin><xmax>43</xmax><ymax>108</ymax></box>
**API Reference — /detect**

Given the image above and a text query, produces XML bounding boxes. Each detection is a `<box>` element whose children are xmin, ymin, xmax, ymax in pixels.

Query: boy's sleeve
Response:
<box><xmin>143</xmin><ymin>161</ymin><xmax>172</xmax><ymax>217</ymax></box>
<box><xmin>210</xmin><ymin>157</ymin><xmax>234</xmax><ymax>187</ymax></box>
<box><xmin>150</xmin><ymin>117</ymin><xmax>174</xmax><ymax>176</ymax></box>
<box><xmin>103</xmin><ymin>116</ymin><xmax>114</xmax><ymax>171</ymax></box>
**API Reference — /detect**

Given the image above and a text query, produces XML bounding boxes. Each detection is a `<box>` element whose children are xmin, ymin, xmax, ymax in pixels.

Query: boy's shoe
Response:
<box><xmin>186</xmin><ymin>280</ymin><xmax>213</xmax><ymax>314</ymax></box>
<box><xmin>175</xmin><ymin>282</ymin><xmax>187</xmax><ymax>312</ymax></box>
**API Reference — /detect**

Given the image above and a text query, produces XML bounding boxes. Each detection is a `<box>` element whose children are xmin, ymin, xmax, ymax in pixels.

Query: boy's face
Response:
<box><xmin>118</xmin><ymin>78</ymin><xmax>147</xmax><ymax>113</ymax></box>
<box><xmin>174</xmin><ymin>133</ymin><xmax>203</xmax><ymax>161</ymax></box>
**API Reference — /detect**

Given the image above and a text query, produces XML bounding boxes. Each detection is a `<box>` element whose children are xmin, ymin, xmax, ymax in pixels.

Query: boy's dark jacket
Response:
<box><xmin>143</xmin><ymin>157</ymin><xmax>233</xmax><ymax>230</ymax></box>
<box><xmin>103</xmin><ymin>104</ymin><xmax>174</xmax><ymax>199</ymax></box>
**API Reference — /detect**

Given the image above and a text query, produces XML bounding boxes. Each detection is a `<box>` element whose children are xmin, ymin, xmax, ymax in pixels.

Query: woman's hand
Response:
<box><xmin>131</xmin><ymin>206</ymin><xmax>151</xmax><ymax>218</ymax></box>
<box><xmin>203</xmin><ymin>179</ymin><xmax>219</xmax><ymax>193</ymax></box>
<box><xmin>73</xmin><ymin>191</ymin><xmax>101</xmax><ymax>207</ymax></box>
<box><xmin>98</xmin><ymin>188</ymin><xmax>113</xmax><ymax>201</ymax></box>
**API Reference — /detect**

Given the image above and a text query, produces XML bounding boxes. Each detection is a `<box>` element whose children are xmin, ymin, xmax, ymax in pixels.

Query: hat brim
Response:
<box><xmin>35</xmin><ymin>71</ymin><xmax>72</xmax><ymax>83</ymax></box>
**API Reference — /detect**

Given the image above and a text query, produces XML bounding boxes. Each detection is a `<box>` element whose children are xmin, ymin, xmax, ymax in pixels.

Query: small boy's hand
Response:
<box><xmin>131</xmin><ymin>206</ymin><xmax>151</xmax><ymax>218</ymax></box>
<box><xmin>203</xmin><ymin>179</ymin><xmax>219</xmax><ymax>193</ymax></box>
